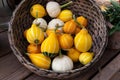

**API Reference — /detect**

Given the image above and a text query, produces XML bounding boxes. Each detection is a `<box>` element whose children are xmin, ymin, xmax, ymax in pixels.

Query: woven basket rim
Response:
<box><xmin>8</xmin><ymin>0</ymin><xmax>108</xmax><ymax>78</ymax></box>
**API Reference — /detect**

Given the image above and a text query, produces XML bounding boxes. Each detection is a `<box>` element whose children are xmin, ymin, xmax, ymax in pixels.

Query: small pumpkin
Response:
<box><xmin>74</xmin><ymin>28</ymin><xmax>92</xmax><ymax>52</ymax></box>
<box><xmin>67</xmin><ymin>48</ymin><xmax>81</xmax><ymax>62</ymax></box>
<box><xmin>26</xmin><ymin>24</ymin><xmax>44</xmax><ymax>45</ymax></box>
<box><xmin>32</xmin><ymin>18</ymin><xmax>47</xmax><ymax>31</ymax></box>
<box><xmin>77</xmin><ymin>16</ymin><xmax>88</xmax><ymax>27</ymax></box>
<box><xmin>75</xmin><ymin>27</ymin><xmax>81</xmax><ymax>35</ymax></box>
<box><xmin>58</xmin><ymin>9</ymin><xmax>73</xmax><ymax>22</ymax></box>
<box><xmin>27</xmin><ymin>53</ymin><xmax>51</xmax><ymax>69</ymax></box>
<box><xmin>27</xmin><ymin>44</ymin><xmax>41</xmax><ymax>53</ymax></box>
<box><xmin>63</xmin><ymin>20</ymin><xmax>77</xmax><ymax>34</ymax></box>
<box><xmin>41</xmin><ymin>32</ymin><xmax>59</xmax><ymax>57</ymax></box>
<box><xmin>30</xmin><ymin>4</ymin><xmax>46</xmax><ymax>18</ymax></box>
<box><xmin>46</xmin><ymin>1</ymin><xmax>73</xmax><ymax>18</ymax></box>
<box><xmin>79</xmin><ymin>52</ymin><xmax>94</xmax><ymax>65</ymax></box>
<box><xmin>59</xmin><ymin>34</ymin><xmax>73</xmax><ymax>49</ymax></box>
<box><xmin>47</xmin><ymin>19</ymin><xmax>64</xmax><ymax>32</ymax></box>
<box><xmin>52</xmin><ymin>55</ymin><xmax>73</xmax><ymax>73</ymax></box>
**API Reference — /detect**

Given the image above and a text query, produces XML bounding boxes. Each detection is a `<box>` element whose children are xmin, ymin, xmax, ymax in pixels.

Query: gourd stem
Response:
<box><xmin>54</xmin><ymin>24</ymin><xmax>63</xmax><ymax>33</ymax></box>
<box><xmin>25</xmin><ymin>53</ymin><xmax>29</xmax><ymax>56</ymax></box>
<box><xmin>55</xmin><ymin>24</ymin><xmax>59</xmax><ymax>31</ymax></box>
<box><xmin>34</xmin><ymin>39</ymin><xmax>39</xmax><ymax>45</ymax></box>
<box><xmin>60</xmin><ymin>1</ymin><xmax>73</xmax><ymax>8</ymax></box>
<box><xmin>59</xmin><ymin>50</ymin><xmax>63</xmax><ymax>58</ymax></box>
<box><xmin>36</xmin><ymin>11</ymin><xmax>38</xmax><ymax>18</ymax></box>
<box><xmin>36</xmin><ymin>22</ymin><xmax>40</xmax><ymax>27</ymax></box>
<box><xmin>73</xmin><ymin>15</ymin><xmax>84</xmax><ymax>28</ymax></box>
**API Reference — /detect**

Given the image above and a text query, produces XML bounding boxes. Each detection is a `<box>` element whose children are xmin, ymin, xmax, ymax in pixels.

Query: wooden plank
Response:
<box><xmin>0</xmin><ymin>31</ymin><xmax>11</xmax><ymax>57</ymax></box>
<box><xmin>110</xmin><ymin>71</ymin><xmax>120</xmax><ymax>80</ymax></box>
<box><xmin>0</xmin><ymin>52</ymin><xmax>32</xmax><ymax>80</ymax></box>
<box><xmin>25</xmin><ymin>74</ymin><xmax>53</xmax><ymax>80</ymax></box>
<box><xmin>25</xmin><ymin>49</ymin><xmax>120</xmax><ymax>80</ymax></box>
<box><xmin>92</xmin><ymin>54</ymin><xmax>120</xmax><ymax>80</ymax></box>
<box><xmin>73</xmin><ymin>49</ymin><xmax>120</xmax><ymax>80</ymax></box>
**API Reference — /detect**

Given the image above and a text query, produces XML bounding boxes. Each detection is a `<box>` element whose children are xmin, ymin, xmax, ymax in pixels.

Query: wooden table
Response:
<box><xmin>0</xmin><ymin>28</ymin><xmax>120</xmax><ymax>80</ymax></box>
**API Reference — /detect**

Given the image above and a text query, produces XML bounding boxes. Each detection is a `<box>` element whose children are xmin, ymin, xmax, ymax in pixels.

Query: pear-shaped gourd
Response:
<box><xmin>74</xmin><ymin>28</ymin><xmax>92</xmax><ymax>52</ymax></box>
<box><xmin>41</xmin><ymin>32</ymin><xmax>59</xmax><ymax>57</ymax></box>
<box><xmin>26</xmin><ymin>24</ymin><xmax>44</xmax><ymax>45</ymax></box>
<box><xmin>27</xmin><ymin>53</ymin><xmax>51</xmax><ymax>69</ymax></box>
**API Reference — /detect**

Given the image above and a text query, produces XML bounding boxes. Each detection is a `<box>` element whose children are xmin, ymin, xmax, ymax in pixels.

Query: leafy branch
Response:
<box><xmin>102</xmin><ymin>0</ymin><xmax>120</xmax><ymax>36</ymax></box>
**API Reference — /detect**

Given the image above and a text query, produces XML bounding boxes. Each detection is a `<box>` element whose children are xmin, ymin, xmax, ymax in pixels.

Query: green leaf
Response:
<box><xmin>109</xmin><ymin>22</ymin><xmax>120</xmax><ymax>36</ymax></box>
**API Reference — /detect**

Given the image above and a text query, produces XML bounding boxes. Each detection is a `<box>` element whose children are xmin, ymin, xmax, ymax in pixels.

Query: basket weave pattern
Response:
<box><xmin>8</xmin><ymin>0</ymin><xmax>108</xmax><ymax>79</ymax></box>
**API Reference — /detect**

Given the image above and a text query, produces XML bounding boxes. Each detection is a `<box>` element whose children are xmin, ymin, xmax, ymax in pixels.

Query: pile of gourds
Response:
<box><xmin>24</xmin><ymin>1</ymin><xmax>94</xmax><ymax>73</ymax></box>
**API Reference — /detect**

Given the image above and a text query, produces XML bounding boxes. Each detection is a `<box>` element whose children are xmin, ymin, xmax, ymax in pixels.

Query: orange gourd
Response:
<box><xmin>77</xmin><ymin>16</ymin><xmax>88</xmax><ymax>27</ymax></box>
<box><xmin>75</xmin><ymin>27</ymin><xmax>81</xmax><ymax>35</ymax></box>
<box><xmin>27</xmin><ymin>44</ymin><xmax>41</xmax><ymax>53</ymax></box>
<box><xmin>59</xmin><ymin>34</ymin><xmax>73</xmax><ymax>49</ymax></box>
<box><xmin>63</xmin><ymin>20</ymin><xmax>77</xmax><ymax>34</ymax></box>
<box><xmin>67</xmin><ymin>48</ymin><xmax>81</xmax><ymax>62</ymax></box>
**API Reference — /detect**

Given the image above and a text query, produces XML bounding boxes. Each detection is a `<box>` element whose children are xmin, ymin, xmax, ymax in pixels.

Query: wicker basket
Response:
<box><xmin>8</xmin><ymin>0</ymin><xmax>108</xmax><ymax>79</ymax></box>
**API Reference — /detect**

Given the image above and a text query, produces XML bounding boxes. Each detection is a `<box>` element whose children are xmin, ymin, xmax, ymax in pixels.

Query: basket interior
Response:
<box><xmin>9</xmin><ymin>0</ymin><xmax>107</xmax><ymax>77</ymax></box>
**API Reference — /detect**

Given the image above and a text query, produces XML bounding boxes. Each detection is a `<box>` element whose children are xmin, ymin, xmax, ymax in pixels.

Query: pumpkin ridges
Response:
<box><xmin>63</xmin><ymin>20</ymin><xmax>77</xmax><ymax>34</ymax></box>
<box><xmin>26</xmin><ymin>24</ymin><xmax>44</xmax><ymax>45</ymax></box>
<box><xmin>79</xmin><ymin>52</ymin><xmax>93</xmax><ymax>65</ymax></box>
<box><xmin>27</xmin><ymin>44</ymin><xmax>41</xmax><ymax>53</ymax></box>
<box><xmin>74</xmin><ymin>28</ymin><xmax>92</xmax><ymax>52</ymax></box>
<box><xmin>41</xmin><ymin>32</ymin><xmax>59</xmax><ymax>57</ymax></box>
<box><xmin>59</xmin><ymin>34</ymin><xmax>73</xmax><ymax>49</ymax></box>
<box><xmin>75</xmin><ymin>33</ymin><xmax>82</xmax><ymax>49</ymax></box>
<box><xmin>77</xmin><ymin>16</ymin><xmax>88</xmax><ymax>27</ymax></box>
<box><xmin>28</xmin><ymin>53</ymin><xmax>51</xmax><ymax>69</ymax></box>
<box><xmin>63</xmin><ymin>35</ymin><xmax>69</xmax><ymax>48</ymax></box>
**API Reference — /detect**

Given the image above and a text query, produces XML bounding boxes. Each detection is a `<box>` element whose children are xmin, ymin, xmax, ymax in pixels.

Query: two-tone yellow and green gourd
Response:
<box><xmin>41</xmin><ymin>32</ymin><xmax>59</xmax><ymax>57</ymax></box>
<box><xmin>26</xmin><ymin>24</ymin><xmax>44</xmax><ymax>45</ymax></box>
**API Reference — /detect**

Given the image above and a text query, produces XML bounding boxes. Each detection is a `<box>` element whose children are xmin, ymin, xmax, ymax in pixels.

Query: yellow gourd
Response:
<box><xmin>30</xmin><ymin>4</ymin><xmax>46</xmax><ymax>18</ymax></box>
<box><xmin>27</xmin><ymin>53</ymin><xmax>51</xmax><ymax>69</ymax></box>
<box><xmin>58</xmin><ymin>9</ymin><xmax>73</xmax><ymax>22</ymax></box>
<box><xmin>59</xmin><ymin>34</ymin><xmax>73</xmax><ymax>49</ymax></box>
<box><xmin>79</xmin><ymin>52</ymin><xmax>94</xmax><ymax>65</ymax></box>
<box><xmin>41</xmin><ymin>32</ymin><xmax>59</xmax><ymax>57</ymax></box>
<box><xmin>26</xmin><ymin>24</ymin><xmax>44</xmax><ymax>45</ymax></box>
<box><xmin>67</xmin><ymin>48</ymin><xmax>81</xmax><ymax>62</ymax></box>
<box><xmin>74</xmin><ymin>28</ymin><xmax>92</xmax><ymax>52</ymax></box>
<box><xmin>63</xmin><ymin>20</ymin><xmax>77</xmax><ymax>34</ymax></box>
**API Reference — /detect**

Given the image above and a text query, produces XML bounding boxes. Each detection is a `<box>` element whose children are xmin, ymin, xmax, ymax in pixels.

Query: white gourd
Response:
<box><xmin>47</xmin><ymin>19</ymin><xmax>64</xmax><ymax>31</ymax></box>
<box><xmin>52</xmin><ymin>55</ymin><xmax>73</xmax><ymax>73</ymax></box>
<box><xmin>46</xmin><ymin>1</ymin><xmax>61</xmax><ymax>18</ymax></box>
<box><xmin>33</xmin><ymin>18</ymin><xmax>47</xmax><ymax>31</ymax></box>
